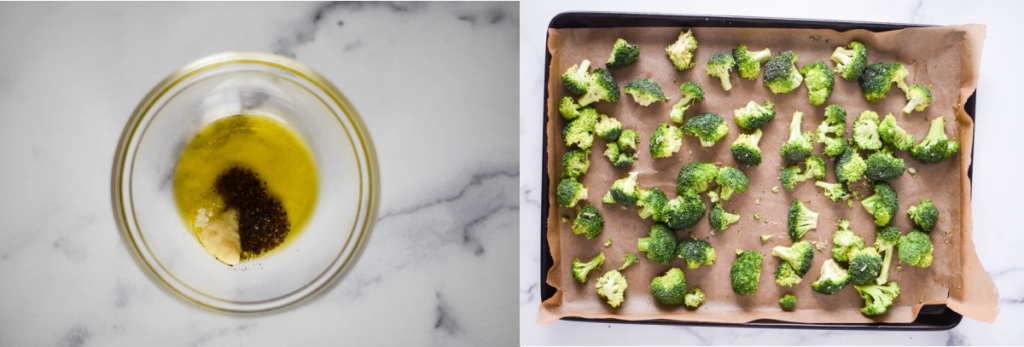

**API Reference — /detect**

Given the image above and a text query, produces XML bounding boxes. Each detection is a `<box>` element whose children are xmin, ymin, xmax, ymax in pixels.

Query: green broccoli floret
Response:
<box><xmin>780</xmin><ymin>111</ymin><xmax>814</xmax><ymax>162</ymax></box>
<box><xmin>761</xmin><ymin>234</ymin><xmax>774</xmax><ymax>242</ymax></box>
<box><xmin>677</xmin><ymin>161</ymin><xmax>719</xmax><ymax>193</ymax></box>
<box><xmin>650</xmin><ymin>123</ymin><xmax>684</xmax><ymax>158</ymax></box>
<box><xmin>684</xmin><ymin>112</ymin><xmax>729</xmax><ymax>147</ymax></box>
<box><xmin>706</xmin><ymin>52</ymin><xmax>737</xmax><ymax>91</ymax></box>
<box><xmin>860</xmin><ymin>62</ymin><xmax>908</xmax><ymax>104</ymax></box>
<box><xmin>878</xmin><ymin>113</ymin><xmax>917</xmax><ymax>150</ymax></box>
<box><xmin>716</xmin><ymin>167</ymin><xmax>748</xmax><ymax>200</ymax></box>
<box><xmin>708</xmin><ymin>191</ymin><xmax>719</xmax><ymax>203</ymax></box>
<box><xmin>772</xmin><ymin>241</ymin><xmax>815</xmax><ymax>276</ymax></box>
<box><xmin>596</xmin><ymin>269</ymin><xmax>628</xmax><ymax>307</ymax></box>
<box><xmin>572</xmin><ymin>252</ymin><xmax>605</xmax><ymax>283</ymax></box>
<box><xmin>812</xmin><ymin>259</ymin><xmax>851</xmax><ymax>295</ymax></box>
<box><xmin>651</xmin><ymin>268</ymin><xmax>687</xmax><ymax>305</ymax></box>
<box><xmin>903</xmin><ymin>84</ymin><xmax>932</xmax><ymax>114</ymax></box>
<box><xmin>853</xmin><ymin>110</ymin><xmax>882</xmax><ymax>150</ymax></box>
<box><xmin>608</xmin><ymin>172</ymin><xmax>640</xmax><ymax>206</ymax></box>
<box><xmin>779</xmin><ymin>294</ymin><xmax>797</xmax><ymax>310</ymax></box>
<box><xmin>763</xmin><ymin>51</ymin><xmax>803</xmax><ymax>94</ymax></box>
<box><xmin>685</xmin><ymin>288</ymin><xmax>705</xmax><ymax>307</ymax></box>
<box><xmin>788</xmin><ymin>199</ymin><xmax>819</xmax><ymax>241</ymax></box>
<box><xmin>676</xmin><ymin>237</ymin><xmax>717</xmax><ymax>269</ymax></box>
<box><xmin>733</xmin><ymin>44</ymin><xmax>772</xmax><ymax>80</ymax></box>
<box><xmin>561</xmin><ymin>59</ymin><xmax>591</xmax><ymax>95</ymax></box>
<box><xmin>624</xmin><ymin>78</ymin><xmax>669</xmax><ymax>106</ymax></box>
<box><xmin>709</xmin><ymin>203</ymin><xmax>740</xmax><ymax>231</ymax></box>
<box><xmin>855</xmin><ymin>282</ymin><xmax>901</xmax><ymax>316</ymax></box>
<box><xmin>911</xmin><ymin>117</ymin><xmax>959</xmax><ymax>164</ymax></box>
<box><xmin>638</xmin><ymin>188</ymin><xmax>669</xmax><ymax>221</ymax></box>
<box><xmin>561</xmin><ymin>148</ymin><xmax>590</xmax><ymax>179</ymax></box>
<box><xmin>662</xmin><ymin>188</ymin><xmax>707</xmax><ymax>230</ymax></box>
<box><xmin>831</xmin><ymin>219</ymin><xmax>864</xmax><ymax>262</ymax></box>
<box><xmin>800</xmin><ymin>61</ymin><xmax>835</xmax><ymax>106</ymax></box>
<box><xmin>817</xmin><ymin>104</ymin><xmax>848</xmax><ymax>157</ymax></box>
<box><xmin>815</xmin><ymin>181</ymin><xmax>849</xmax><ymax>202</ymax></box>
<box><xmin>849</xmin><ymin>247</ymin><xmax>883</xmax><ymax>285</ymax></box>
<box><xmin>802</xmin><ymin>155</ymin><xmax>827</xmax><ymax>181</ymax></box>
<box><xmin>578</xmin><ymin>68</ymin><xmax>620</xmax><ymax>106</ymax></box>
<box><xmin>638</xmin><ymin>223</ymin><xmax>679</xmax><ymax>265</ymax></box>
<box><xmin>908</xmin><ymin>199</ymin><xmax>939</xmax><ymax>232</ymax></box>
<box><xmin>874</xmin><ymin>226</ymin><xmax>901</xmax><ymax>285</ymax></box>
<box><xmin>830</xmin><ymin>41</ymin><xmax>868</xmax><ymax>81</ymax></box>
<box><xmin>620</xmin><ymin>253</ymin><xmax>639</xmax><ymax>271</ymax></box>
<box><xmin>835</xmin><ymin>145</ymin><xmax>867</xmax><ymax>183</ymax></box>
<box><xmin>731</xmin><ymin>249</ymin><xmax>763</xmax><ymax>295</ymax></box>
<box><xmin>556</xmin><ymin>177</ymin><xmax>588</xmax><ymax>208</ymax></box>
<box><xmin>559</xmin><ymin>96</ymin><xmax>582</xmax><ymax>120</ymax></box>
<box><xmin>733</xmin><ymin>100</ymin><xmax>776</xmax><ymax>131</ymax></box>
<box><xmin>670</xmin><ymin>82</ymin><xmax>706</xmax><ymax>124</ymax></box>
<box><xmin>603</xmin><ymin>142</ymin><xmax>636</xmax><ymax>169</ymax></box>
<box><xmin>563</xmin><ymin>108</ymin><xmax>599</xmax><ymax>149</ymax></box>
<box><xmin>595</xmin><ymin>114</ymin><xmax>623</xmax><ymax>141</ymax></box>
<box><xmin>731</xmin><ymin>129</ymin><xmax>764</xmax><ymax>166</ymax></box>
<box><xmin>618</xmin><ymin>129</ymin><xmax>638</xmax><ymax>151</ymax></box>
<box><xmin>865</xmin><ymin>149</ymin><xmax>906</xmax><ymax>181</ymax></box>
<box><xmin>606</xmin><ymin>38</ymin><xmax>639</xmax><ymax>68</ymax></box>
<box><xmin>665</xmin><ymin>29</ymin><xmax>698</xmax><ymax>71</ymax></box>
<box><xmin>775</xmin><ymin>262</ymin><xmax>802</xmax><ymax>287</ymax></box>
<box><xmin>862</xmin><ymin>182</ymin><xmax>899</xmax><ymax>226</ymax></box>
<box><xmin>780</xmin><ymin>166</ymin><xmax>801</xmax><ymax>190</ymax></box>
<box><xmin>573</xmin><ymin>204</ymin><xmax>604</xmax><ymax>239</ymax></box>
<box><xmin>898</xmin><ymin>230</ymin><xmax>933</xmax><ymax>268</ymax></box>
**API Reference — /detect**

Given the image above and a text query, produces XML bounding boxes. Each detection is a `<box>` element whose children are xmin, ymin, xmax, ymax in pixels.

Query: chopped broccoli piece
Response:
<box><xmin>677</xmin><ymin>161</ymin><xmax>719</xmax><ymax>193</ymax></box>
<box><xmin>731</xmin><ymin>249</ymin><xmax>763</xmax><ymax>295</ymax></box>
<box><xmin>685</xmin><ymin>288</ymin><xmax>705</xmax><ymax>307</ymax></box>
<box><xmin>772</xmin><ymin>241</ymin><xmax>815</xmax><ymax>276</ymax></box>
<box><xmin>670</xmin><ymin>82</ymin><xmax>705</xmax><ymax>124</ymax></box>
<box><xmin>817</xmin><ymin>104</ymin><xmax>848</xmax><ymax>157</ymax></box>
<box><xmin>733</xmin><ymin>100</ymin><xmax>776</xmax><ymax>131</ymax></box>
<box><xmin>561</xmin><ymin>59</ymin><xmax>592</xmax><ymax>95</ymax></box>
<box><xmin>716</xmin><ymin>167</ymin><xmax>748</xmax><ymax>200</ymax></box>
<box><xmin>812</xmin><ymin>259</ymin><xmax>851</xmax><ymax>295</ymax></box>
<box><xmin>651</xmin><ymin>268</ymin><xmax>687</xmax><ymax>305</ymax></box>
<box><xmin>596</xmin><ymin>269</ymin><xmax>628</xmax><ymax>307</ymax></box>
<box><xmin>620</xmin><ymin>253</ymin><xmax>639</xmax><ymax>271</ymax></box>
<box><xmin>578</xmin><ymin>68</ymin><xmax>620</xmax><ymax>106</ymax></box>
<box><xmin>874</xmin><ymin>225</ymin><xmax>901</xmax><ymax>285</ymax></box>
<box><xmin>573</xmin><ymin>204</ymin><xmax>605</xmax><ymax>239</ymax></box>
<box><xmin>618</xmin><ymin>129</ymin><xmax>638</xmax><ymax>151</ymax></box>
<box><xmin>676</xmin><ymin>237</ymin><xmax>717</xmax><ymax>269</ymax></box>
<box><xmin>761</xmin><ymin>234</ymin><xmax>774</xmax><ymax>242</ymax></box>
<box><xmin>898</xmin><ymin>230</ymin><xmax>933</xmax><ymax>268</ymax></box>
<box><xmin>865</xmin><ymin>149</ymin><xmax>906</xmax><ymax>181</ymax></box>
<box><xmin>733</xmin><ymin>44</ymin><xmax>772</xmax><ymax>80</ymax></box>
<box><xmin>859</xmin><ymin>62</ymin><xmax>908</xmax><ymax>103</ymax></box>
<box><xmin>608</xmin><ymin>172</ymin><xmax>640</xmax><ymax>206</ymax></box>
<box><xmin>556</xmin><ymin>177</ymin><xmax>588</xmax><ymax>207</ymax></box>
<box><xmin>802</xmin><ymin>155</ymin><xmax>827</xmax><ymax>181</ymax></box>
<box><xmin>650</xmin><ymin>123</ymin><xmax>684</xmax><ymax>158</ymax></box>
<box><xmin>603</xmin><ymin>142</ymin><xmax>636</xmax><ymax>168</ymax></box>
<box><xmin>853</xmin><ymin>110</ymin><xmax>882</xmax><ymax>150</ymax></box>
<box><xmin>563</xmin><ymin>108</ymin><xmax>599</xmax><ymax>149</ymax></box>
<box><xmin>815</xmin><ymin>181</ymin><xmax>849</xmax><ymax>202</ymax></box>
<box><xmin>830</xmin><ymin>41</ymin><xmax>868</xmax><ymax>81</ymax></box>
<box><xmin>662</xmin><ymin>188</ymin><xmax>707</xmax><ymax>230</ymax></box>
<box><xmin>559</xmin><ymin>96</ymin><xmax>582</xmax><ymax>120</ymax></box>
<box><xmin>624</xmin><ymin>78</ymin><xmax>669</xmax><ymax>106</ymax></box>
<box><xmin>595</xmin><ymin>114</ymin><xmax>623</xmax><ymax>141</ymax></box>
<box><xmin>831</xmin><ymin>219</ymin><xmax>864</xmax><ymax>261</ymax></box>
<box><xmin>684</xmin><ymin>112</ymin><xmax>729</xmax><ymax>147</ymax></box>
<box><xmin>878</xmin><ymin>113</ymin><xmax>917</xmax><ymax>150</ymax></box>
<box><xmin>788</xmin><ymin>199</ymin><xmax>819</xmax><ymax>241</ymax></box>
<box><xmin>707</xmin><ymin>190</ymin><xmax>719</xmax><ymax>203</ymax></box>
<box><xmin>903</xmin><ymin>84</ymin><xmax>932</xmax><ymax>114</ymax></box>
<box><xmin>861</xmin><ymin>182</ymin><xmax>899</xmax><ymax>226</ymax></box>
<box><xmin>602</xmin><ymin>191</ymin><xmax>615</xmax><ymax>204</ymax></box>
<box><xmin>911</xmin><ymin>117</ymin><xmax>959</xmax><ymax>164</ymax></box>
<box><xmin>780</xmin><ymin>165</ymin><xmax>801</xmax><ymax>190</ymax></box>
<box><xmin>665</xmin><ymin>29</ymin><xmax>698</xmax><ymax>71</ymax></box>
<box><xmin>800</xmin><ymin>61</ymin><xmax>835</xmax><ymax>105</ymax></box>
<box><xmin>855</xmin><ymin>282</ymin><xmax>901</xmax><ymax>316</ymax></box>
<box><xmin>849</xmin><ymin>247</ymin><xmax>883</xmax><ymax>285</ymax></box>
<box><xmin>908</xmin><ymin>199</ymin><xmax>939</xmax><ymax>232</ymax></box>
<box><xmin>779</xmin><ymin>294</ymin><xmax>798</xmax><ymax>310</ymax></box>
<box><xmin>604</xmin><ymin>238</ymin><xmax>612</xmax><ymax>247</ymax></box>
<box><xmin>835</xmin><ymin>145</ymin><xmax>867</xmax><ymax>183</ymax></box>
<box><xmin>732</xmin><ymin>129</ymin><xmax>764</xmax><ymax>166</ymax></box>
<box><xmin>706</xmin><ymin>52</ymin><xmax>737</xmax><ymax>91</ymax></box>
<box><xmin>606</xmin><ymin>38</ymin><xmax>639</xmax><ymax>68</ymax></box>
<box><xmin>763</xmin><ymin>51</ymin><xmax>803</xmax><ymax>94</ymax></box>
<box><xmin>572</xmin><ymin>253</ymin><xmax>605</xmax><ymax>283</ymax></box>
<box><xmin>561</xmin><ymin>147</ymin><xmax>590</xmax><ymax>179</ymax></box>
<box><xmin>780</xmin><ymin>111</ymin><xmax>814</xmax><ymax>162</ymax></box>
<box><xmin>637</xmin><ymin>223</ymin><xmax>679</xmax><ymax>265</ymax></box>
<box><xmin>775</xmin><ymin>262</ymin><xmax>802</xmax><ymax>287</ymax></box>
<box><xmin>638</xmin><ymin>188</ymin><xmax>669</xmax><ymax>221</ymax></box>
<box><xmin>709</xmin><ymin>203</ymin><xmax>740</xmax><ymax>231</ymax></box>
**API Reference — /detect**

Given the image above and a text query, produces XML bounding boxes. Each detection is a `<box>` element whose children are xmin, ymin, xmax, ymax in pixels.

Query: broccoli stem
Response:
<box><xmin>830</xmin><ymin>47</ymin><xmax>853</xmax><ymax>67</ymax></box>
<box><xmin>718</xmin><ymin>74</ymin><xmax>732</xmax><ymax>91</ymax></box>
<box><xmin>579</xmin><ymin>60</ymin><xmax>591</xmax><ymax>73</ymax></box>
<box><xmin>861</xmin><ymin>195</ymin><xmax>879</xmax><ymax>215</ymax></box>
<box><xmin>578</xmin><ymin>92</ymin><xmax>599</xmax><ymax>107</ymax></box>
<box><xmin>637</xmin><ymin>237</ymin><xmax>651</xmax><ymax>252</ymax></box>
<box><xmin>750</xmin><ymin>49</ymin><xmax>772</xmax><ymax>63</ymax></box>
<box><xmin>876</xmin><ymin>246</ymin><xmax>894</xmax><ymax>285</ymax></box>
<box><xmin>788</xmin><ymin>111</ymin><xmax>804</xmax><ymax>142</ymax></box>
<box><xmin>922</xmin><ymin>116</ymin><xmax>946</xmax><ymax>146</ymax></box>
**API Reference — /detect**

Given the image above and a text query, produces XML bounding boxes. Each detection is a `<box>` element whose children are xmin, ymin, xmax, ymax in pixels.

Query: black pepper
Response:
<box><xmin>214</xmin><ymin>166</ymin><xmax>290</xmax><ymax>259</ymax></box>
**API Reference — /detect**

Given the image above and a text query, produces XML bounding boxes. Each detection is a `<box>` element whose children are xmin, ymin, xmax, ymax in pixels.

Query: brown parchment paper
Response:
<box><xmin>539</xmin><ymin>24</ymin><xmax>997</xmax><ymax>325</ymax></box>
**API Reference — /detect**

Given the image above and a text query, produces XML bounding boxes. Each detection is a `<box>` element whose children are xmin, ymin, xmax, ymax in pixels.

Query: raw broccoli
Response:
<box><xmin>874</xmin><ymin>225</ymin><xmax>901</xmax><ymax>285</ymax></box>
<box><xmin>624</xmin><ymin>78</ymin><xmax>669</xmax><ymax>106</ymax></box>
<box><xmin>830</xmin><ymin>41</ymin><xmax>868</xmax><ymax>81</ymax></box>
<box><xmin>670</xmin><ymin>82</ymin><xmax>706</xmax><ymax>124</ymax></box>
<box><xmin>596</xmin><ymin>269</ymin><xmax>628</xmax><ymax>307</ymax></box>
<box><xmin>685</xmin><ymin>288</ymin><xmax>705</xmax><ymax>308</ymax></box>
<box><xmin>607</xmin><ymin>172</ymin><xmax>640</xmax><ymax>206</ymax></box>
<box><xmin>878</xmin><ymin>113</ymin><xmax>917</xmax><ymax>150</ymax></box>
<box><xmin>780</xmin><ymin>111</ymin><xmax>814</xmax><ymax>162</ymax></box>
<box><xmin>832</xmin><ymin>219</ymin><xmax>864</xmax><ymax>262</ymax></box>
<box><xmin>865</xmin><ymin>149</ymin><xmax>906</xmax><ymax>181</ymax></box>
<box><xmin>861</xmin><ymin>182</ymin><xmax>899</xmax><ymax>226</ymax></box>
<box><xmin>556</xmin><ymin>177</ymin><xmax>588</xmax><ymax>207</ymax></box>
<box><xmin>684</xmin><ymin>112</ymin><xmax>729</xmax><ymax>147</ymax></box>
<box><xmin>853</xmin><ymin>110</ymin><xmax>882</xmax><ymax>150</ymax></box>
<box><xmin>709</xmin><ymin>203</ymin><xmax>740</xmax><ymax>231</ymax></box>
<box><xmin>573</xmin><ymin>204</ymin><xmax>604</xmax><ymax>239</ymax></box>
<box><xmin>650</xmin><ymin>123</ymin><xmax>684</xmax><ymax>158</ymax></box>
<box><xmin>860</xmin><ymin>62</ymin><xmax>908</xmax><ymax>103</ymax></box>
<box><xmin>775</xmin><ymin>263</ymin><xmax>802</xmax><ymax>287</ymax></box>
<box><xmin>618</xmin><ymin>129</ymin><xmax>638</xmax><ymax>151</ymax></box>
<box><xmin>898</xmin><ymin>230</ymin><xmax>933</xmax><ymax>268</ymax></box>
<box><xmin>780</xmin><ymin>155</ymin><xmax>823</xmax><ymax>190</ymax></box>
<box><xmin>563</xmin><ymin>108</ymin><xmax>599</xmax><ymax>149</ymax></box>
<box><xmin>763</xmin><ymin>51</ymin><xmax>804</xmax><ymax>94</ymax></box>
<box><xmin>800</xmin><ymin>61</ymin><xmax>835</xmax><ymax>105</ymax></box>
<box><xmin>854</xmin><ymin>282</ymin><xmax>901</xmax><ymax>316</ymax></box>
<box><xmin>835</xmin><ymin>145</ymin><xmax>867</xmax><ymax>183</ymax></box>
<box><xmin>811</xmin><ymin>259</ymin><xmax>852</xmax><ymax>295</ymax></box>
<box><xmin>559</xmin><ymin>96</ymin><xmax>582</xmax><ymax>120</ymax></box>
<box><xmin>606</xmin><ymin>38</ymin><xmax>639</xmax><ymax>68</ymax></box>
<box><xmin>733</xmin><ymin>44</ymin><xmax>772</xmax><ymax>80</ymax></box>
<box><xmin>662</xmin><ymin>188</ymin><xmax>707</xmax><ymax>230</ymax></box>
<box><xmin>561</xmin><ymin>148</ymin><xmax>590</xmax><ymax>178</ymax></box>
<box><xmin>651</xmin><ymin>268</ymin><xmax>687</xmax><ymax>305</ymax></box>
<box><xmin>620</xmin><ymin>253</ymin><xmax>639</xmax><ymax>271</ymax></box>
<box><xmin>578</xmin><ymin>68</ymin><xmax>620</xmax><ymax>106</ymax></box>
<box><xmin>908</xmin><ymin>199</ymin><xmax>939</xmax><ymax>232</ymax></box>
<box><xmin>788</xmin><ymin>199</ymin><xmax>819</xmax><ymax>241</ymax></box>
<box><xmin>780</xmin><ymin>166</ymin><xmax>801</xmax><ymax>190</ymax></box>
<box><xmin>817</xmin><ymin>104</ymin><xmax>848</xmax><ymax>156</ymax></box>
<box><xmin>733</xmin><ymin>100</ymin><xmax>776</xmax><ymax>131</ymax></box>
<box><xmin>603</xmin><ymin>142</ymin><xmax>636</xmax><ymax>168</ymax></box>
<box><xmin>595</xmin><ymin>114</ymin><xmax>623</xmax><ymax>141</ymax></box>
<box><xmin>761</xmin><ymin>234</ymin><xmax>774</xmax><ymax>242</ymax></box>
<box><xmin>706</xmin><ymin>52</ymin><xmax>737</xmax><ymax>91</ymax></box>
<box><xmin>561</xmin><ymin>59</ymin><xmax>591</xmax><ymax>95</ymax></box>
<box><xmin>772</xmin><ymin>241</ymin><xmax>815</xmax><ymax>276</ymax></box>
<box><xmin>665</xmin><ymin>29</ymin><xmax>698</xmax><ymax>71</ymax></box>
<box><xmin>637</xmin><ymin>188</ymin><xmax>669</xmax><ymax>221</ymax></box>
<box><xmin>849</xmin><ymin>247</ymin><xmax>883</xmax><ymax>285</ymax></box>
<box><xmin>731</xmin><ymin>249</ymin><xmax>763</xmax><ymax>295</ymax></box>
<box><xmin>903</xmin><ymin>84</ymin><xmax>932</xmax><ymax>114</ymax></box>
<box><xmin>676</xmin><ymin>237</ymin><xmax>717</xmax><ymax>269</ymax></box>
<box><xmin>572</xmin><ymin>252</ymin><xmax>605</xmax><ymax>283</ymax></box>
<box><xmin>779</xmin><ymin>294</ymin><xmax>798</xmax><ymax>310</ymax></box>
<box><xmin>911</xmin><ymin>117</ymin><xmax>959</xmax><ymax>164</ymax></box>
<box><xmin>732</xmin><ymin>129</ymin><xmax>764</xmax><ymax>166</ymax></box>
<box><xmin>815</xmin><ymin>181</ymin><xmax>849</xmax><ymax>202</ymax></box>
<box><xmin>716</xmin><ymin>167</ymin><xmax>748</xmax><ymax>200</ymax></box>
<box><xmin>638</xmin><ymin>223</ymin><xmax>679</xmax><ymax>265</ymax></box>
<box><xmin>708</xmin><ymin>191</ymin><xmax>719</xmax><ymax>203</ymax></box>
<box><xmin>677</xmin><ymin>161</ymin><xmax>719</xmax><ymax>193</ymax></box>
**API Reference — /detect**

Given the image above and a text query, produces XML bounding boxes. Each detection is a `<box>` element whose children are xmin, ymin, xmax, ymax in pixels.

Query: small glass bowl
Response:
<box><xmin>112</xmin><ymin>52</ymin><xmax>379</xmax><ymax>315</ymax></box>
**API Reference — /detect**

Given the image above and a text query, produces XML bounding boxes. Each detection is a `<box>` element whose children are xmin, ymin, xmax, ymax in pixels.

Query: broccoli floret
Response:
<box><xmin>800</xmin><ymin>61</ymin><xmax>835</xmax><ymax>106</ymax></box>
<box><xmin>835</xmin><ymin>145</ymin><xmax>867</xmax><ymax>183</ymax></box>
<box><xmin>556</xmin><ymin>177</ymin><xmax>588</xmax><ymax>207</ymax></box>
<box><xmin>908</xmin><ymin>199</ymin><xmax>939</xmax><ymax>232</ymax></box>
<box><xmin>862</xmin><ymin>182</ymin><xmax>899</xmax><ymax>226</ymax></box>
<box><xmin>637</xmin><ymin>188</ymin><xmax>669</xmax><ymax>221</ymax></box>
<box><xmin>903</xmin><ymin>84</ymin><xmax>933</xmax><ymax>114</ymax></box>
<box><xmin>832</xmin><ymin>219</ymin><xmax>864</xmax><ymax>262</ymax></box>
<box><xmin>561</xmin><ymin>148</ymin><xmax>590</xmax><ymax>179</ymax></box>
<box><xmin>709</xmin><ymin>203</ymin><xmax>740</xmax><ymax>231</ymax></box>
<box><xmin>685</xmin><ymin>288</ymin><xmax>705</xmax><ymax>308</ymax></box>
<box><xmin>878</xmin><ymin>113</ymin><xmax>917</xmax><ymax>150</ymax></box>
<box><xmin>716</xmin><ymin>167</ymin><xmax>748</xmax><ymax>200</ymax></box>
<box><xmin>788</xmin><ymin>199</ymin><xmax>819</xmax><ymax>241</ymax></box>
<box><xmin>898</xmin><ymin>230</ymin><xmax>933</xmax><ymax>268</ymax></box>
<box><xmin>733</xmin><ymin>44</ymin><xmax>772</xmax><ymax>80</ymax></box>
<box><xmin>596</xmin><ymin>269</ymin><xmax>628</xmax><ymax>307</ymax></box>
<box><xmin>608</xmin><ymin>172</ymin><xmax>640</xmax><ymax>206</ymax></box>
<box><xmin>801</xmin><ymin>155</ymin><xmax>827</xmax><ymax>181</ymax></box>
<box><xmin>772</xmin><ymin>241</ymin><xmax>815</xmax><ymax>276</ymax></box>
<box><xmin>620</xmin><ymin>253</ymin><xmax>639</xmax><ymax>271</ymax></box>
<box><xmin>706</xmin><ymin>52</ymin><xmax>737</xmax><ymax>91</ymax></box>
<box><xmin>676</xmin><ymin>237</ymin><xmax>717</xmax><ymax>269</ymax></box>
<box><xmin>733</xmin><ymin>100</ymin><xmax>776</xmax><ymax>131</ymax></box>
<box><xmin>815</xmin><ymin>181</ymin><xmax>849</xmax><ymax>202</ymax></box>
<box><xmin>761</xmin><ymin>234</ymin><xmax>774</xmax><ymax>242</ymax></box>
<box><xmin>684</xmin><ymin>112</ymin><xmax>729</xmax><ymax>147</ymax></box>
<box><xmin>780</xmin><ymin>111</ymin><xmax>814</xmax><ymax>162</ymax></box>
<box><xmin>677</xmin><ymin>161</ymin><xmax>719</xmax><ymax>193</ymax></box>
<box><xmin>572</xmin><ymin>204</ymin><xmax>604</xmax><ymax>239</ymax></box>
<box><xmin>708</xmin><ymin>191</ymin><xmax>719</xmax><ymax>203</ymax></box>
<box><xmin>865</xmin><ymin>149</ymin><xmax>906</xmax><ymax>181</ymax></box>
<box><xmin>779</xmin><ymin>294</ymin><xmax>798</xmax><ymax>310</ymax></box>
<box><xmin>812</xmin><ymin>259</ymin><xmax>851</xmax><ymax>295</ymax></box>
<box><xmin>775</xmin><ymin>262</ymin><xmax>802</xmax><ymax>287</ymax></box>
<box><xmin>662</xmin><ymin>188</ymin><xmax>707</xmax><ymax>230</ymax></box>
<box><xmin>595</xmin><ymin>114</ymin><xmax>623</xmax><ymax>141</ymax></box>
<box><xmin>603</xmin><ymin>142</ymin><xmax>636</xmax><ymax>169</ymax></box>
<box><xmin>731</xmin><ymin>129</ymin><xmax>764</xmax><ymax>166</ymax></box>
<box><xmin>670</xmin><ymin>82</ymin><xmax>706</xmax><ymax>124</ymax></box>
<box><xmin>559</xmin><ymin>96</ymin><xmax>582</xmax><ymax>120</ymax></box>
<box><xmin>911</xmin><ymin>117</ymin><xmax>959</xmax><ymax>164</ymax></box>
<box><xmin>763</xmin><ymin>51</ymin><xmax>804</xmax><ymax>94</ymax></box>
<box><xmin>637</xmin><ymin>223</ymin><xmax>679</xmax><ymax>265</ymax></box>
<box><xmin>780</xmin><ymin>166</ymin><xmax>801</xmax><ymax>190</ymax></box>
<box><xmin>817</xmin><ymin>104</ymin><xmax>848</xmax><ymax>157</ymax></box>
<box><xmin>731</xmin><ymin>249</ymin><xmax>763</xmax><ymax>295</ymax></box>
<box><xmin>665</xmin><ymin>29</ymin><xmax>698</xmax><ymax>71</ymax></box>
<box><xmin>853</xmin><ymin>110</ymin><xmax>882</xmax><ymax>150</ymax></box>
<box><xmin>606</xmin><ymin>38</ymin><xmax>639</xmax><ymax>68</ymax></box>
<box><xmin>849</xmin><ymin>247</ymin><xmax>883</xmax><ymax>285</ymax></box>
<box><xmin>604</xmin><ymin>238</ymin><xmax>612</xmax><ymax>247</ymax></box>
<box><xmin>578</xmin><ymin>68</ymin><xmax>620</xmax><ymax>106</ymax></box>
<box><xmin>860</xmin><ymin>62</ymin><xmax>908</xmax><ymax>104</ymax></box>
<box><xmin>563</xmin><ymin>108</ymin><xmax>599</xmax><ymax>149</ymax></box>
<box><xmin>830</xmin><ymin>41</ymin><xmax>868</xmax><ymax>81</ymax></box>
<box><xmin>651</xmin><ymin>268</ymin><xmax>687</xmax><ymax>305</ymax></box>
<box><xmin>873</xmin><ymin>226</ymin><xmax>901</xmax><ymax>285</ymax></box>
<box><xmin>624</xmin><ymin>78</ymin><xmax>669</xmax><ymax>106</ymax></box>
<box><xmin>572</xmin><ymin>252</ymin><xmax>605</xmax><ymax>283</ymax></box>
<box><xmin>649</xmin><ymin>123</ymin><xmax>684</xmax><ymax>158</ymax></box>
<box><xmin>618</xmin><ymin>129</ymin><xmax>638</xmax><ymax>151</ymax></box>
<box><xmin>855</xmin><ymin>282</ymin><xmax>901</xmax><ymax>316</ymax></box>
<box><xmin>561</xmin><ymin>59</ymin><xmax>592</xmax><ymax>95</ymax></box>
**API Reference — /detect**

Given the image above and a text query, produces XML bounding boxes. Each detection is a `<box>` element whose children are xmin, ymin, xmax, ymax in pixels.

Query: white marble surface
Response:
<box><xmin>519</xmin><ymin>0</ymin><xmax>1024</xmax><ymax>344</ymax></box>
<box><xmin>0</xmin><ymin>2</ymin><xmax>518</xmax><ymax>346</ymax></box>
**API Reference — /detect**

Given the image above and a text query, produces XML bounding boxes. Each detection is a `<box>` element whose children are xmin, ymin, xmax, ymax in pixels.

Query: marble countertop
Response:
<box><xmin>519</xmin><ymin>0</ymin><xmax>1024</xmax><ymax>345</ymax></box>
<box><xmin>0</xmin><ymin>2</ymin><xmax>518</xmax><ymax>346</ymax></box>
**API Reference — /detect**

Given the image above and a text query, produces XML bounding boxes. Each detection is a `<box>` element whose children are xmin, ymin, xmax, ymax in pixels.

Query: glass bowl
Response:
<box><xmin>112</xmin><ymin>52</ymin><xmax>379</xmax><ymax>315</ymax></box>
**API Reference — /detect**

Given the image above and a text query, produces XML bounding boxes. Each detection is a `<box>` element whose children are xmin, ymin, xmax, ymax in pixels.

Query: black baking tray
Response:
<box><xmin>540</xmin><ymin>11</ymin><xmax>976</xmax><ymax>330</ymax></box>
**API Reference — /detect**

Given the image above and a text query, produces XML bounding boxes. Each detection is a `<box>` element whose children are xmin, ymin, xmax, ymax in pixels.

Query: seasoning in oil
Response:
<box><xmin>214</xmin><ymin>166</ymin><xmax>291</xmax><ymax>259</ymax></box>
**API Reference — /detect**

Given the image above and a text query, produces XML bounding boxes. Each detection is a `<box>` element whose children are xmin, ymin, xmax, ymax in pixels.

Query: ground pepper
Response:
<box><xmin>214</xmin><ymin>166</ymin><xmax>290</xmax><ymax>259</ymax></box>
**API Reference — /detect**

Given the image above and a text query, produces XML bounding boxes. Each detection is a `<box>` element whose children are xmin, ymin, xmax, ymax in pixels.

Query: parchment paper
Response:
<box><xmin>539</xmin><ymin>25</ymin><xmax>997</xmax><ymax>325</ymax></box>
